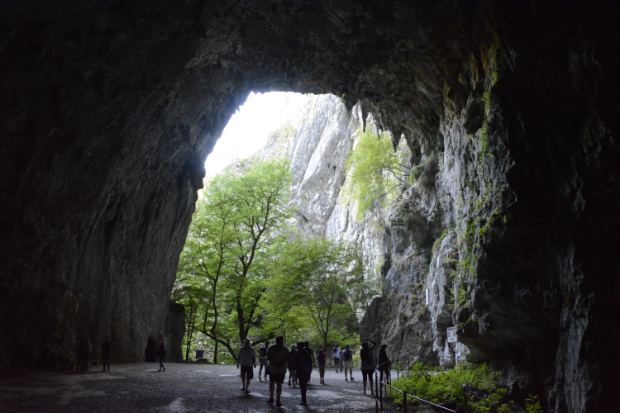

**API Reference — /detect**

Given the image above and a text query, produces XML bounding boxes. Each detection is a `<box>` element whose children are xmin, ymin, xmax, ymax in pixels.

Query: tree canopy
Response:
<box><xmin>174</xmin><ymin>158</ymin><xmax>369</xmax><ymax>362</ymax></box>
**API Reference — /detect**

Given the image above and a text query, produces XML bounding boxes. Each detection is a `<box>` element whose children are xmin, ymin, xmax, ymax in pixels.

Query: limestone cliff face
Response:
<box><xmin>258</xmin><ymin>95</ymin><xmax>387</xmax><ymax>289</ymax></box>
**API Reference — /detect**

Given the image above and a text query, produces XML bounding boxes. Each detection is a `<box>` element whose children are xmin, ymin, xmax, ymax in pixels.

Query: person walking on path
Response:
<box><xmin>377</xmin><ymin>344</ymin><xmax>391</xmax><ymax>384</ymax></box>
<box><xmin>360</xmin><ymin>338</ymin><xmax>376</xmax><ymax>396</ymax></box>
<box><xmin>236</xmin><ymin>338</ymin><xmax>257</xmax><ymax>394</ymax></box>
<box><xmin>77</xmin><ymin>339</ymin><xmax>89</xmax><ymax>373</ymax></box>
<box><xmin>305</xmin><ymin>341</ymin><xmax>316</xmax><ymax>383</ymax></box>
<box><xmin>258</xmin><ymin>340</ymin><xmax>270</xmax><ymax>381</ymax></box>
<box><xmin>266</xmin><ymin>336</ymin><xmax>289</xmax><ymax>407</ymax></box>
<box><xmin>101</xmin><ymin>336</ymin><xmax>111</xmax><ymax>372</ymax></box>
<box><xmin>157</xmin><ymin>342</ymin><xmax>167</xmax><ymax>372</ymax></box>
<box><xmin>342</xmin><ymin>344</ymin><xmax>354</xmax><ymax>381</ymax></box>
<box><xmin>287</xmin><ymin>344</ymin><xmax>298</xmax><ymax>387</ymax></box>
<box><xmin>85</xmin><ymin>340</ymin><xmax>92</xmax><ymax>371</ymax></box>
<box><xmin>332</xmin><ymin>343</ymin><xmax>341</xmax><ymax>373</ymax></box>
<box><xmin>295</xmin><ymin>341</ymin><xmax>314</xmax><ymax>406</ymax></box>
<box><xmin>317</xmin><ymin>348</ymin><xmax>326</xmax><ymax>385</ymax></box>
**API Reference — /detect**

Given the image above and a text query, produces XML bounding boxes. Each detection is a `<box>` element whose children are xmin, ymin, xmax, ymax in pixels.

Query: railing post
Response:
<box><xmin>379</xmin><ymin>374</ymin><xmax>383</xmax><ymax>411</ymax></box>
<box><xmin>403</xmin><ymin>392</ymin><xmax>407</xmax><ymax>413</ymax></box>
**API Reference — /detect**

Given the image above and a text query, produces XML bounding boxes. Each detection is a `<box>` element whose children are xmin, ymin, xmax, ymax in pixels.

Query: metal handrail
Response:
<box><xmin>374</xmin><ymin>371</ymin><xmax>457</xmax><ymax>413</ymax></box>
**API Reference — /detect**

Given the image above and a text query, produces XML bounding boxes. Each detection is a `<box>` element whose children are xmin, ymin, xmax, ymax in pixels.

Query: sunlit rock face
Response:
<box><xmin>1</xmin><ymin>1</ymin><xmax>619</xmax><ymax>411</ymax></box>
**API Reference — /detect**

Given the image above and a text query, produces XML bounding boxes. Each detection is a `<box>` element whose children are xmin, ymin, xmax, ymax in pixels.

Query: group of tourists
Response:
<box><xmin>236</xmin><ymin>336</ymin><xmax>391</xmax><ymax>407</ymax></box>
<box><xmin>77</xmin><ymin>336</ymin><xmax>112</xmax><ymax>373</ymax></box>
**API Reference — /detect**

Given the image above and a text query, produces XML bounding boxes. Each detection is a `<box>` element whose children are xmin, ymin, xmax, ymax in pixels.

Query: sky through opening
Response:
<box><xmin>204</xmin><ymin>92</ymin><xmax>307</xmax><ymax>178</ymax></box>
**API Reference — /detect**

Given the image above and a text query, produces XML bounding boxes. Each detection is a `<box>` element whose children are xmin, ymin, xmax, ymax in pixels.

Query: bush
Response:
<box><xmin>386</xmin><ymin>362</ymin><xmax>534</xmax><ymax>413</ymax></box>
<box><xmin>409</xmin><ymin>155</ymin><xmax>438</xmax><ymax>189</ymax></box>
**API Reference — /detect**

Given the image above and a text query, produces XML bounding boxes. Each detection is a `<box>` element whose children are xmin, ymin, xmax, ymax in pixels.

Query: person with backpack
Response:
<box><xmin>101</xmin><ymin>336</ymin><xmax>111</xmax><ymax>372</ymax></box>
<box><xmin>294</xmin><ymin>341</ymin><xmax>314</xmax><ymax>406</ymax></box>
<box><xmin>332</xmin><ymin>343</ymin><xmax>341</xmax><ymax>373</ymax></box>
<box><xmin>157</xmin><ymin>342</ymin><xmax>167</xmax><ymax>372</ymax></box>
<box><xmin>287</xmin><ymin>344</ymin><xmax>298</xmax><ymax>387</ymax></box>
<box><xmin>377</xmin><ymin>344</ymin><xmax>391</xmax><ymax>384</ymax></box>
<box><xmin>342</xmin><ymin>344</ymin><xmax>354</xmax><ymax>381</ymax></box>
<box><xmin>305</xmin><ymin>341</ymin><xmax>316</xmax><ymax>383</ymax></box>
<box><xmin>236</xmin><ymin>338</ymin><xmax>257</xmax><ymax>394</ymax></box>
<box><xmin>258</xmin><ymin>340</ymin><xmax>270</xmax><ymax>381</ymax></box>
<box><xmin>360</xmin><ymin>338</ymin><xmax>376</xmax><ymax>396</ymax></box>
<box><xmin>266</xmin><ymin>336</ymin><xmax>289</xmax><ymax>407</ymax></box>
<box><xmin>317</xmin><ymin>348</ymin><xmax>326</xmax><ymax>385</ymax></box>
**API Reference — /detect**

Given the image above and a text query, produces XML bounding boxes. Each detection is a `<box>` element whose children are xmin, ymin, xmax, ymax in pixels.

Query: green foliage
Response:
<box><xmin>173</xmin><ymin>159</ymin><xmax>295</xmax><ymax>361</ymax></box>
<box><xmin>264</xmin><ymin>237</ymin><xmax>364</xmax><ymax>349</ymax></box>
<box><xmin>525</xmin><ymin>395</ymin><xmax>543</xmax><ymax>413</ymax></box>
<box><xmin>387</xmin><ymin>362</ymin><xmax>513</xmax><ymax>413</ymax></box>
<box><xmin>344</xmin><ymin>128</ymin><xmax>409</xmax><ymax>220</ymax></box>
<box><xmin>432</xmin><ymin>228</ymin><xmax>452</xmax><ymax>255</ymax></box>
<box><xmin>409</xmin><ymin>154</ymin><xmax>438</xmax><ymax>189</ymax></box>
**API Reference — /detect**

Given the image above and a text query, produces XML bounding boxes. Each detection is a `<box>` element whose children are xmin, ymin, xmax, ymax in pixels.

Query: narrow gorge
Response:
<box><xmin>1</xmin><ymin>2</ymin><xmax>619</xmax><ymax>412</ymax></box>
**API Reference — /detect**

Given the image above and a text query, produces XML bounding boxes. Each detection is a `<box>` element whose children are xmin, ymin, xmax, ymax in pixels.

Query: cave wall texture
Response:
<box><xmin>1</xmin><ymin>1</ymin><xmax>619</xmax><ymax>411</ymax></box>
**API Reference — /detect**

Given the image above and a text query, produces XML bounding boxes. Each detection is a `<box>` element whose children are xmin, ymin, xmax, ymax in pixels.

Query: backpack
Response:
<box><xmin>259</xmin><ymin>345</ymin><xmax>267</xmax><ymax>358</ymax></box>
<box><xmin>269</xmin><ymin>345</ymin><xmax>288</xmax><ymax>373</ymax></box>
<box><xmin>299</xmin><ymin>349</ymin><xmax>313</xmax><ymax>374</ymax></box>
<box><xmin>342</xmin><ymin>349</ymin><xmax>352</xmax><ymax>361</ymax></box>
<box><xmin>332</xmin><ymin>346</ymin><xmax>338</xmax><ymax>355</ymax></box>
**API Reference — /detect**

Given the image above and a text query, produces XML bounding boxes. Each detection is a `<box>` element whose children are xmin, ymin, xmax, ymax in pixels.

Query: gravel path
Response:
<box><xmin>0</xmin><ymin>363</ymin><xmax>379</xmax><ymax>413</ymax></box>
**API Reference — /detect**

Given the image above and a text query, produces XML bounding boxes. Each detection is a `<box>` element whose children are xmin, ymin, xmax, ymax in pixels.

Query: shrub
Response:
<box><xmin>386</xmin><ymin>362</ymin><xmax>521</xmax><ymax>413</ymax></box>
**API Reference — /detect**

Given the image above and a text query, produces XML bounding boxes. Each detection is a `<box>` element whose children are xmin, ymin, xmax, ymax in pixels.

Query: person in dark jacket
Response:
<box><xmin>287</xmin><ymin>344</ymin><xmax>297</xmax><ymax>387</ymax></box>
<box><xmin>101</xmin><ymin>336</ymin><xmax>111</xmax><ymax>372</ymax></box>
<box><xmin>294</xmin><ymin>342</ymin><xmax>313</xmax><ymax>406</ymax></box>
<box><xmin>317</xmin><ymin>348</ymin><xmax>326</xmax><ymax>385</ymax></box>
<box><xmin>77</xmin><ymin>339</ymin><xmax>89</xmax><ymax>373</ymax></box>
<box><xmin>377</xmin><ymin>344</ymin><xmax>391</xmax><ymax>383</ymax></box>
<box><xmin>360</xmin><ymin>338</ymin><xmax>376</xmax><ymax>396</ymax></box>
<box><xmin>157</xmin><ymin>342</ymin><xmax>167</xmax><ymax>372</ymax></box>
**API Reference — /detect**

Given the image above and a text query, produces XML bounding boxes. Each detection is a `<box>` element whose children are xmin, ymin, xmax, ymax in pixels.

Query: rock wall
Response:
<box><xmin>1</xmin><ymin>1</ymin><xmax>619</xmax><ymax>411</ymax></box>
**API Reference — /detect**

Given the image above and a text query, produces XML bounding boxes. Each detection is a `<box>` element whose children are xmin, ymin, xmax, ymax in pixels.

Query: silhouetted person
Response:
<box><xmin>287</xmin><ymin>344</ymin><xmax>298</xmax><ymax>387</ymax></box>
<box><xmin>236</xmin><ymin>338</ymin><xmax>256</xmax><ymax>394</ymax></box>
<box><xmin>305</xmin><ymin>341</ymin><xmax>315</xmax><ymax>383</ymax></box>
<box><xmin>377</xmin><ymin>344</ymin><xmax>391</xmax><ymax>383</ymax></box>
<box><xmin>101</xmin><ymin>336</ymin><xmax>111</xmax><ymax>372</ymax></box>
<box><xmin>295</xmin><ymin>341</ymin><xmax>314</xmax><ymax>406</ymax></box>
<box><xmin>342</xmin><ymin>344</ymin><xmax>354</xmax><ymax>381</ymax></box>
<box><xmin>157</xmin><ymin>342</ymin><xmax>167</xmax><ymax>372</ymax></box>
<box><xmin>266</xmin><ymin>335</ymin><xmax>289</xmax><ymax>407</ymax></box>
<box><xmin>360</xmin><ymin>338</ymin><xmax>376</xmax><ymax>396</ymax></box>
<box><xmin>258</xmin><ymin>340</ymin><xmax>270</xmax><ymax>381</ymax></box>
<box><xmin>317</xmin><ymin>348</ymin><xmax>326</xmax><ymax>384</ymax></box>
<box><xmin>78</xmin><ymin>339</ymin><xmax>89</xmax><ymax>373</ymax></box>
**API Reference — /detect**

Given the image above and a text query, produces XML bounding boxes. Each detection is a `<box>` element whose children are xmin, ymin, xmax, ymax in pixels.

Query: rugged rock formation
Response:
<box><xmin>1</xmin><ymin>1</ymin><xmax>619</xmax><ymax>411</ymax></box>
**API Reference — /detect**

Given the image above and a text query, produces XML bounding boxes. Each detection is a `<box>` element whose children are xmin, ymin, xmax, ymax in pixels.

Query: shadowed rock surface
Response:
<box><xmin>1</xmin><ymin>1</ymin><xmax>619</xmax><ymax>411</ymax></box>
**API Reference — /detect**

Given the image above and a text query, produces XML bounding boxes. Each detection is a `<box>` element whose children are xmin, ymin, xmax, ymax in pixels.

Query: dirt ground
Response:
<box><xmin>0</xmin><ymin>363</ymin><xmax>383</xmax><ymax>413</ymax></box>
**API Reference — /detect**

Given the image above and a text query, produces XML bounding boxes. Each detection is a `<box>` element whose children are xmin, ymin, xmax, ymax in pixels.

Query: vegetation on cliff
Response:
<box><xmin>343</xmin><ymin>127</ymin><xmax>411</xmax><ymax>219</ymax></box>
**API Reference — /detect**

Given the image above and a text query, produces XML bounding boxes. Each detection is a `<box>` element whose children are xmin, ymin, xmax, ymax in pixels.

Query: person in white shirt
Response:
<box><xmin>332</xmin><ymin>343</ymin><xmax>341</xmax><ymax>373</ymax></box>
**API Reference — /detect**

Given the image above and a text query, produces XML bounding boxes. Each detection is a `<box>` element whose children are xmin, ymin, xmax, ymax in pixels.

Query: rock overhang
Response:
<box><xmin>1</xmin><ymin>1</ymin><xmax>619</xmax><ymax>411</ymax></box>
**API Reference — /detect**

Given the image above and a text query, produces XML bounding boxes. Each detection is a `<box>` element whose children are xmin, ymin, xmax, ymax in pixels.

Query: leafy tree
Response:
<box><xmin>344</xmin><ymin>128</ymin><xmax>410</xmax><ymax>219</ymax></box>
<box><xmin>173</xmin><ymin>159</ymin><xmax>294</xmax><ymax>361</ymax></box>
<box><xmin>266</xmin><ymin>237</ymin><xmax>362</xmax><ymax>350</ymax></box>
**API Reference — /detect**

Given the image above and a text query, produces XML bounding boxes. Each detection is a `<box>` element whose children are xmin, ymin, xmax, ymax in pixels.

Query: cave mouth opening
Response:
<box><xmin>204</xmin><ymin>91</ymin><xmax>308</xmax><ymax>178</ymax></box>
